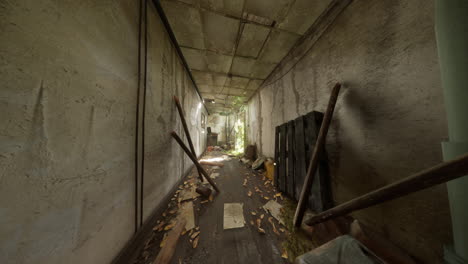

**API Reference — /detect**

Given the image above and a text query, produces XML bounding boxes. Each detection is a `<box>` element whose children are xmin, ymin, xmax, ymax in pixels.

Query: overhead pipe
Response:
<box><xmin>435</xmin><ymin>1</ymin><xmax>468</xmax><ymax>263</ymax></box>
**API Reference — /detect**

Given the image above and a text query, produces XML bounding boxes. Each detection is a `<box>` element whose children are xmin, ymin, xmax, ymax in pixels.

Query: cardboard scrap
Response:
<box><xmin>263</xmin><ymin>200</ymin><xmax>284</xmax><ymax>225</ymax></box>
<box><xmin>223</xmin><ymin>203</ymin><xmax>245</xmax><ymax>229</ymax></box>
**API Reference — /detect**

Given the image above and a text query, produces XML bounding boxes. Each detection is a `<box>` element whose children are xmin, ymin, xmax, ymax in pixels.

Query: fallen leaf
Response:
<box><xmin>201</xmin><ymin>200</ymin><xmax>209</xmax><ymax>204</ymax></box>
<box><xmin>192</xmin><ymin>236</ymin><xmax>199</xmax><ymax>248</ymax></box>
<box><xmin>153</xmin><ymin>221</ymin><xmax>165</xmax><ymax>231</ymax></box>
<box><xmin>256</xmin><ymin>218</ymin><xmax>262</xmax><ymax>228</ymax></box>
<box><xmin>251</xmin><ymin>211</ymin><xmax>257</xmax><ymax>216</ymax></box>
<box><xmin>191</xmin><ymin>231</ymin><xmax>200</xmax><ymax>239</ymax></box>
<box><xmin>264</xmin><ymin>181</ymin><xmax>270</xmax><ymax>185</ymax></box>
<box><xmin>279</xmin><ymin>228</ymin><xmax>286</xmax><ymax>233</ymax></box>
<box><xmin>181</xmin><ymin>228</ymin><xmax>188</xmax><ymax>235</ymax></box>
<box><xmin>164</xmin><ymin>223</ymin><xmax>175</xmax><ymax>231</ymax></box>
<box><xmin>250</xmin><ymin>220</ymin><xmax>254</xmax><ymax>226</ymax></box>
<box><xmin>281</xmin><ymin>248</ymin><xmax>288</xmax><ymax>259</ymax></box>
<box><xmin>263</xmin><ymin>197</ymin><xmax>269</xmax><ymax>200</ymax></box>
<box><xmin>160</xmin><ymin>233</ymin><xmax>168</xmax><ymax>248</ymax></box>
<box><xmin>260</xmin><ymin>214</ymin><xmax>264</xmax><ymax>219</ymax></box>
<box><xmin>169</xmin><ymin>209</ymin><xmax>177</xmax><ymax>214</ymax></box>
<box><xmin>275</xmin><ymin>193</ymin><xmax>282</xmax><ymax>197</ymax></box>
<box><xmin>195</xmin><ymin>226</ymin><xmax>200</xmax><ymax>231</ymax></box>
<box><xmin>247</xmin><ymin>191</ymin><xmax>252</xmax><ymax>197</ymax></box>
<box><xmin>243</xmin><ymin>179</ymin><xmax>247</xmax><ymax>187</ymax></box>
<box><xmin>258</xmin><ymin>227</ymin><xmax>266</xmax><ymax>234</ymax></box>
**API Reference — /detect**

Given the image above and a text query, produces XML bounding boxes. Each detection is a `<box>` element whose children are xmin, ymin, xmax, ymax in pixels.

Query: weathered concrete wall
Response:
<box><xmin>142</xmin><ymin>2</ymin><xmax>207</xmax><ymax>220</ymax></box>
<box><xmin>246</xmin><ymin>0</ymin><xmax>452</xmax><ymax>263</ymax></box>
<box><xmin>0</xmin><ymin>1</ymin><xmax>205</xmax><ymax>263</ymax></box>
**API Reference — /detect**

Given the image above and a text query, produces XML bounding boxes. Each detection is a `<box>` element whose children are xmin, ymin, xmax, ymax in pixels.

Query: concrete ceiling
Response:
<box><xmin>161</xmin><ymin>0</ymin><xmax>332</xmax><ymax>113</ymax></box>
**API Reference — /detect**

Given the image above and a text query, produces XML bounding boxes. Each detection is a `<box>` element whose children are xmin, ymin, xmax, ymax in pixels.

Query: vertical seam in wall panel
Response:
<box><xmin>140</xmin><ymin>0</ymin><xmax>148</xmax><ymax>227</ymax></box>
<box><xmin>135</xmin><ymin>0</ymin><xmax>143</xmax><ymax>234</ymax></box>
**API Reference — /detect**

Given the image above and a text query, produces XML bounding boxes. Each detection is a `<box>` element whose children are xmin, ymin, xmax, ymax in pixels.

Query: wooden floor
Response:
<box><xmin>135</xmin><ymin>152</ymin><xmax>288</xmax><ymax>264</ymax></box>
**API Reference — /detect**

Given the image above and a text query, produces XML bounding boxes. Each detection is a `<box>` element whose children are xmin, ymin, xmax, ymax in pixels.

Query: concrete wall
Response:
<box><xmin>246</xmin><ymin>0</ymin><xmax>452</xmax><ymax>263</ymax></box>
<box><xmin>0</xmin><ymin>1</ymin><xmax>205</xmax><ymax>263</ymax></box>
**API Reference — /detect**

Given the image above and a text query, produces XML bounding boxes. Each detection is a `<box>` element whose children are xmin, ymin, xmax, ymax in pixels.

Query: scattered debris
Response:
<box><xmin>190</xmin><ymin>231</ymin><xmax>200</xmax><ymax>239</ymax></box>
<box><xmin>199</xmin><ymin>161</ymin><xmax>224</xmax><ymax>167</ymax></box>
<box><xmin>154</xmin><ymin>218</ymin><xmax>186</xmax><ymax>264</ymax></box>
<box><xmin>252</xmin><ymin>156</ymin><xmax>266</xmax><ymax>170</ymax></box>
<box><xmin>247</xmin><ymin>191</ymin><xmax>252</xmax><ymax>197</ymax></box>
<box><xmin>210</xmin><ymin>173</ymin><xmax>220</xmax><ymax>179</ymax></box>
<box><xmin>251</xmin><ymin>211</ymin><xmax>257</xmax><ymax>216</ymax></box>
<box><xmin>263</xmin><ymin>200</ymin><xmax>284</xmax><ymax>225</ymax></box>
<box><xmin>153</xmin><ymin>221</ymin><xmax>165</xmax><ymax>232</ymax></box>
<box><xmin>268</xmin><ymin>217</ymin><xmax>280</xmax><ymax>235</ymax></box>
<box><xmin>192</xmin><ymin>236</ymin><xmax>199</xmax><ymax>248</ymax></box>
<box><xmin>164</xmin><ymin>223</ymin><xmax>175</xmax><ymax>231</ymax></box>
<box><xmin>243</xmin><ymin>179</ymin><xmax>247</xmax><ymax>186</ymax></box>
<box><xmin>281</xmin><ymin>248</ymin><xmax>289</xmax><ymax>259</ymax></box>
<box><xmin>223</xmin><ymin>203</ymin><xmax>245</xmax><ymax>229</ymax></box>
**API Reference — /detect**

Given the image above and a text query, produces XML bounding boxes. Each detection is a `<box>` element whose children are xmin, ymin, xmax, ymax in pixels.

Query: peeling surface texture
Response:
<box><xmin>246</xmin><ymin>0</ymin><xmax>451</xmax><ymax>263</ymax></box>
<box><xmin>0</xmin><ymin>1</ymin><xmax>205</xmax><ymax>263</ymax></box>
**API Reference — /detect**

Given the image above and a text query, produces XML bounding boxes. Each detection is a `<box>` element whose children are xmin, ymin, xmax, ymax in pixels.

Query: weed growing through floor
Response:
<box><xmin>280</xmin><ymin>199</ymin><xmax>316</xmax><ymax>262</ymax></box>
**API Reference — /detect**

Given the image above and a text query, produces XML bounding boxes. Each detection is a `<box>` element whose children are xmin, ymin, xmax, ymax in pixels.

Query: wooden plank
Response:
<box><xmin>174</xmin><ymin>96</ymin><xmax>203</xmax><ymax>182</ymax></box>
<box><xmin>274</xmin><ymin>126</ymin><xmax>280</xmax><ymax>188</ymax></box>
<box><xmin>304</xmin><ymin>111</ymin><xmax>329</xmax><ymax>212</ymax></box>
<box><xmin>287</xmin><ymin>121</ymin><xmax>295</xmax><ymax>198</ymax></box>
<box><xmin>278</xmin><ymin>124</ymin><xmax>287</xmax><ymax>192</ymax></box>
<box><xmin>306</xmin><ymin>152</ymin><xmax>468</xmax><ymax>226</ymax></box>
<box><xmin>293</xmin><ymin>116</ymin><xmax>306</xmax><ymax>201</ymax></box>
<box><xmin>153</xmin><ymin>218</ymin><xmax>186</xmax><ymax>264</ymax></box>
<box><xmin>293</xmin><ymin>83</ymin><xmax>341</xmax><ymax>227</ymax></box>
<box><xmin>171</xmin><ymin>132</ymin><xmax>220</xmax><ymax>192</ymax></box>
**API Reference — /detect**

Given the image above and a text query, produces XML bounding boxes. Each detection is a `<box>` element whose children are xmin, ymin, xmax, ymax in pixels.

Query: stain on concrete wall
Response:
<box><xmin>246</xmin><ymin>0</ymin><xmax>451</xmax><ymax>262</ymax></box>
<box><xmin>0</xmin><ymin>1</ymin><xmax>205</xmax><ymax>263</ymax></box>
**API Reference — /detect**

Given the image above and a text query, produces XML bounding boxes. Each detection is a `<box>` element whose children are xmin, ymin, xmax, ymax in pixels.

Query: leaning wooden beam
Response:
<box><xmin>153</xmin><ymin>218</ymin><xmax>186</xmax><ymax>264</ymax></box>
<box><xmin>293</xmin><ymin>83</ymin><xmax>341</xmax><ymax>227</ymax></box>
<box><xmin>171</xmin><ymin>131</ymin><xmax>220</xmax><ymax>192</ymax></box>
<box><xmin>173</xmin><ymin>96</ymin><xmax>204</xmax><ymax>182</ymax></box>
<box><xmin>306</xmin><ymin>153</ymin><xmax>468</xmax><ymax>226</ymax></box>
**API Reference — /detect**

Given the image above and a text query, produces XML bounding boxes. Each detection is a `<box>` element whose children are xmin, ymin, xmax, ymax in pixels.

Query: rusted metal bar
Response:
<box><xmin>171</xmin><ymin>131</ymin><xmax>220</xmax><ymax>192</ymax></box>
<box><xmin>173</xmin><ymin>96</ymin><xmax>203</xmax><ymax>182</ymax></box>
<box><xmin>306</xmin><ymin>153</ymin><xmax>468</xmax><ymax>226</ymax></box>
<box><xmin>293</xmin><ymin>83</ymin><xmax>341</xmax><ymax>227</ymax></box>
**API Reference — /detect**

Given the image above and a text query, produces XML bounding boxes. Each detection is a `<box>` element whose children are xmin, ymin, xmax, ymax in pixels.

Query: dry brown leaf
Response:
<box><xmin>279</xmin><ymin>228</ymin><xmax>286</xmax><ymax>233</ymax></box>
<box><xmin>153</xmin><ymin>221</ymin><xmax>165</xmax><ymax>231</ymax></box>
<box><xmin>258</xmin><ymin>227</ymin><xmax>266</xmax><ymax>234</ymax></box>
<box><xmin>160</xmin><ymin>233</ymin><xmax>168</xmax><ymax>248</ymax></box>
<box><xmin>263</xmin><ymin>196</ymin><xmax>269</xmax><ymax>200</ymax></box>
<box><xmin>260</xmin><ymin>214</ymin><xmax>264</xmax><ymax>219</ymax></box>
<box><xmin>275</xmin><ymin>193</ymin><xmax>282</xmax><ymax>197</ymax></box>
<box><xmin>247</xmin><ymin>191</ymin><xmax>252</xmax><ymax>197</ymax></box>
<box><xmin>181</xmin><ymin>228</ymin><xmax>188</xmax><ymax>236</ymax></box>
<box><xmin>201</xmin><ymin>200</ymin><xmax>209</xmax><ymax>204</ymax></box>
<box><xmin>192</xmin><ymin>236</ymin><xmax>199</xmax><ymax>248</ymax></box>
<box><xmin>243</xmin><ymin>179</ymin><xmax>247</xmax><ymax>187</ymax></box>
<box><xmin>251</xmin><ymin>211</ymin><xmax>257</xmax><ymax>216</ymax></box>
<box><xmin>191</xmin><ymin>231</ymin><xmax>200</xmax><ymax>239</ymax></box>
<box><xmin>256</xmin><ymin>218</ymin><xmax>262</xmax><ymax>228</ymax></box>
<box><xmin>250</xmin><ymin>220</ymin><xmax>255</xmax><ymax>226</ymax></box>
<box><xmin>195</xmin><ymin>226</ymin><xmax>200</xmax><ymax>231</ymax></box>
<box><xmin>281</xmin><ymin>248</ymin><xmax>288</xmax><ymax>259</ymax></box>
<box><xmin>264</xmin><ymin>181</ymin><xmax>270</xmax><ymax>185</ymax></box>
<box><xmin>164</xmin><ymin>223</ymin><xmax>175</xmax><ymax>231</ymax></box>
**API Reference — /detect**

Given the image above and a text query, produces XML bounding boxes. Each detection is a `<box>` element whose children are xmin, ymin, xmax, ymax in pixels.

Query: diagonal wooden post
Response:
<box><xmin>293</xmin><ymin>83</ymin><xmax>341</xmax><ymax>227</ymax></box>
<box><xmin>305</xmin><ymin>153</ymin><xmax>468</xmax><ymax>226</ymax></box>
<box><xmin>173</xmin><ymin>96</ymin><xmax>204</xmax><ymax>182</ymax></box>
<box><xmin>171</xmin><ymin>131</ymin><xmax>220</xmax><ymax>192</ymax></box>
